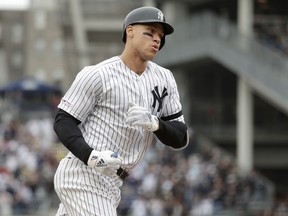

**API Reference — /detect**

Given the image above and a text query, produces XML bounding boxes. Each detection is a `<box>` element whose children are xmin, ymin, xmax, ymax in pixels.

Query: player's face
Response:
<box><xmin>130</xmin><ymin>23</ymin><xmax>164</xmax><ymax>61</ymax></box>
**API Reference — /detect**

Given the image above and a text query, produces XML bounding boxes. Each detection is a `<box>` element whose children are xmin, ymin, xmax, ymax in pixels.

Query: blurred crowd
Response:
<box><xmin>0</xmin><ymin>116</ymin><xmax>287</xmax><ymax>216</ymax></box>
<box><xmin>118</xmin><ymin>132</ymin><xmax>275</xmax><ymax>216</ymax></box>
<box><xmin>254</xmin><ymin>15</ymin><xmax>288</xmax><ymax>56</ymax></box>
<box><xmin>0</xmin><ymin>116</ymin><xmax>60</xmax><ymax>215</ymax></box>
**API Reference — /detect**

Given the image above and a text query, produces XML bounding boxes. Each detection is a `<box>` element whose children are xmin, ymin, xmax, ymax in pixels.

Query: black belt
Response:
<box><xmin>117</xmin><ymin>167</ymin><xmax>129</xmax><ymax>180</ymax></box>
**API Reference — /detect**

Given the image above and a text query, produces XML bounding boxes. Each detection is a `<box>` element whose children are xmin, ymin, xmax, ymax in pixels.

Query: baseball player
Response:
<box><xmin>53</xmin><ymin>6</ymin><xmax>189</xmax><ymax>216</ymax></box>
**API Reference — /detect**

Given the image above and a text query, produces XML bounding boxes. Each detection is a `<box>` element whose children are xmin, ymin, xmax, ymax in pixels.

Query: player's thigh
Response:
<box><xmin>54</xmin><ymin>157</ymin><xmax>118</xmax><ymax>215</ymax></box>
<box><xmin>58</xmin><ymin>190</ymin><xmax>117</xmax><ymax>216</ymax></box>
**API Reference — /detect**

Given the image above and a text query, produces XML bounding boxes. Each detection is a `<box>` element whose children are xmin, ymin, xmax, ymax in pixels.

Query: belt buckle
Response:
<box><xmin>117</xmin><ymin>167</ymin><xmax>129</xmax><ymax>180</ymax></box>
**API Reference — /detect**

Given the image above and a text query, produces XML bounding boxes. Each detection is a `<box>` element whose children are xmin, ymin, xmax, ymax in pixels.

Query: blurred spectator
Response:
<box><xmin>129</xmin><ymin>195</ymin><xmax>148</xmax><ymax>216</ymax></box>
<box><xmin>190</xmin><ymin>194</ymin><xmax>214</xmax><ymax>216</ymax></box>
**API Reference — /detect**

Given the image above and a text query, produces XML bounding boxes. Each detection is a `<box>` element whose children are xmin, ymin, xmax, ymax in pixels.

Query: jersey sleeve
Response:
<box><xmin>58</xmin><ymin>66</ymin><xmax>102</xmax><ymax>122</ymax></box>
<box><xmin>161</xmin><ymin>70</ymin><xmax>185</xmax><ymax>122</ymax></box>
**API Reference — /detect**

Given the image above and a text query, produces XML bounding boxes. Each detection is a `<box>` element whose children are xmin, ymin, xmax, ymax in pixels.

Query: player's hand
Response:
<box><xmin>87</xmin><ymin>150</ymin><xmax>123</xmax><ymax>178</ymax></box>
<box><xmin>126</xmin><ymin>102</ymin><xmax>159</xmax><ymax>132</ymax></box>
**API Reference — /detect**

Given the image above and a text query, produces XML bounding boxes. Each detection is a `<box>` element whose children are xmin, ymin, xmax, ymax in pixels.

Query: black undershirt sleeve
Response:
<box><xmin>154</xmin><ymin>118</ymin><xmax>188</xmax><ymax>149</ymax></box>
<box><xmin>53</xmin><ymin>109</ymin><xmax>93</xmax><ymax>165</ymax></box>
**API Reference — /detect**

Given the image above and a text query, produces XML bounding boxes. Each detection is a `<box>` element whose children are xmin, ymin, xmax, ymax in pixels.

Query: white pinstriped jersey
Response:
<box><xmin>58</xmin><ymin>56</ymin><xmax>185</xmax><ymax>170</ymax></box>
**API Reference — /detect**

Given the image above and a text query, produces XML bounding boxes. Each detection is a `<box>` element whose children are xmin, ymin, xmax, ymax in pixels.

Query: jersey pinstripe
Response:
<box><xmin>54</xmin><ymin>56</ymin><xmax>185</xmax><ymax>215</ymax></box>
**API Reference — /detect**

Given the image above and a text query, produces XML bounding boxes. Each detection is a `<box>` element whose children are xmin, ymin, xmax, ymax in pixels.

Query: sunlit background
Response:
<box><xmin>0</xmin><ymin>0</ymin><xmax>288</xmax><ymax>215</ymax></box>
<box><xmin>0</xmin><ymin>0</ymin><xmax>30</xmax><ymax>10</ymax></box>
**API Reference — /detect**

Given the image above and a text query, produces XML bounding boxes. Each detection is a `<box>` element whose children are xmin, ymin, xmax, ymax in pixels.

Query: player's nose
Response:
<box><xmin>153</xmin><ymin>36</ymin><xmax>161</xmax><ymax>45</ymax></box>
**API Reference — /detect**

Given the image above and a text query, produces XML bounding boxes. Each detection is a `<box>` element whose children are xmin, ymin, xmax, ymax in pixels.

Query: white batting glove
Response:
<box><xmin>126</xmin><ymin>102</ymin><xmax>159</xmax><ymax>132</ymax></box>
<box><xmin>87</xmin><ymin>150</ymin><xmax>122</xmax><ymax>178</ymax></box>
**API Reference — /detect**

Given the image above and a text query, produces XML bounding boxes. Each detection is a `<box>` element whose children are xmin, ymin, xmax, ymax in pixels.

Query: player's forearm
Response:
<box><xmin>53</xmin><ymin>109</ymin><xmax>93</xmax><ymax>165</ymax></box>
<box><xmin>154</xmin><ymin>119</ymin><xmax>189</xmax><ymax>149</ymax></box>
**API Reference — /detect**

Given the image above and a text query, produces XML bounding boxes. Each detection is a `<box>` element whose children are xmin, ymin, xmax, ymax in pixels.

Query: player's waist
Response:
<box><xmin>116</xmin><ymin>167</ymin><xmax>129</xmax><ymax>180</ymax></box>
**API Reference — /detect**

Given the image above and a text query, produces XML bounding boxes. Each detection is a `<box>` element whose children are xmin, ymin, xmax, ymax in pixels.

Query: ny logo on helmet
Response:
<box><xmin>157</xmin><ymin>11</ymin><xmax>164</xmax><ymax>21</ymax></box>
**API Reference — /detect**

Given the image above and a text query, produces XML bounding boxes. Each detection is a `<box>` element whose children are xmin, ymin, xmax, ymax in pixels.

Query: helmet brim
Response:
<box><xmin>130</xmin><ymin>20</ymin><xmax>174</xmax><ymax>35</ymax></box>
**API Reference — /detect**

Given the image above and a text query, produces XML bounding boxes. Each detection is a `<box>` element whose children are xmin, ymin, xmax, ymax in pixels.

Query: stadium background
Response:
<box><xmin>0</xmin><ymin>0</ymin><xmax>288</xmax><ymax>215</ymax></box>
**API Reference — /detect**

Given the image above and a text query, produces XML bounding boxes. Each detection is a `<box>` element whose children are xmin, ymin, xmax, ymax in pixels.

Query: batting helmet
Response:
<box><xmin>122</xmin><ymin>6</ymin><xmax>174</xmax><ymax>50</ymax></box>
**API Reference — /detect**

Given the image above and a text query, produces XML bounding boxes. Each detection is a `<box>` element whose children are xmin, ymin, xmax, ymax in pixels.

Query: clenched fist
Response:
<box><xmin>126</xmin><ymin>102</ymin><xmax>159</xmax><ymax>132</ymax></box>
<box><xmin>87</xmin><ymin>150</ymin><xmax>123</xmax><ymax>177</ymax></box>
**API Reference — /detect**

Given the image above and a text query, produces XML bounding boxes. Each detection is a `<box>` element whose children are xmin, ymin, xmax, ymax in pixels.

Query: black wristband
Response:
<box><xmin>154</xmin><ymin>118</ymin><xmax>188</xmax><ymax>149</ymax></box>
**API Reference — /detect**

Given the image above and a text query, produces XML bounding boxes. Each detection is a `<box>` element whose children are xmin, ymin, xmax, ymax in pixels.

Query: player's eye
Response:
<box><xmin>143</xmin><ymin>32</ymin><xmax>153</xmax><ymax>37</ymax></box>
<box><xmin>158</xmin><ymin>33</ymin><xmax>164</xmax><ymax>39</ymax></box>
<box><xmin>143</xmin><ymin>27</ymin><xmax>163</xmax><ymax>40</ymax></box>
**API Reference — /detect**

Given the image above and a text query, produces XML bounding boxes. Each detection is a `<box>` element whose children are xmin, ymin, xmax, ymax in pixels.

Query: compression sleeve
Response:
<box><xmin>154</xmin><ymin>119</ymin><xmax>189</xmax><ymax>150</ymax></box>
<box><xmin>53</xmin><ymin>109</ymin><xmax>93</xmax><ymax>165</ymax></box>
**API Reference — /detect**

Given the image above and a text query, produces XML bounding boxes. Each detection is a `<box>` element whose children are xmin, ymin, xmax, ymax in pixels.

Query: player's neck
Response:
<box><xmin>119</xmin><ymin>52</ymin><xmax>147</xmax><ymax>75</ymax></box>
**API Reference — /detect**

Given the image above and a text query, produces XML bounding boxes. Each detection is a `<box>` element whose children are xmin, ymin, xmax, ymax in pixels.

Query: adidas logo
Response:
<box><xmin>96</xmin><ymin>159</ymin><xmax>107</xmax><ymax>167</ymax></box>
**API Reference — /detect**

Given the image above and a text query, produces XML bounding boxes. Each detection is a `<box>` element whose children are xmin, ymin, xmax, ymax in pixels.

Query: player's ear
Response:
<box><xmin>126</xmin><ymin>25</ymin><xmax>134</xmax><ymax>40</ymax></box>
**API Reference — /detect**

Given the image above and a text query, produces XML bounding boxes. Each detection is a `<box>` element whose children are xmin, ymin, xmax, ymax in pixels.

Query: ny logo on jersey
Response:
<box><xmin>151</xmin><ymin>86</ymin><xmax>168</xmax><ymax>112</ymax></box>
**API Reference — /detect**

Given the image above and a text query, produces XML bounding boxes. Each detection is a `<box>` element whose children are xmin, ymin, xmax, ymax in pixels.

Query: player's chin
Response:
<box><xmin>146</xmin><ymin>51</ymin><xmax>158</xmax><ymax>60</ymax></box>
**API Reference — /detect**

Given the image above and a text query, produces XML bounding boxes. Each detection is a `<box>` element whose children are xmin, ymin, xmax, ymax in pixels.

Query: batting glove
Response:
<box><xmin>126</xmin><ymin>102</ymin><xmax>159</xmax><ymax>132</ymax></box>
<box><xmin>87</xmin><ymin>150</ymin><xmax>122</xmax><ymax>178</ymax></box>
